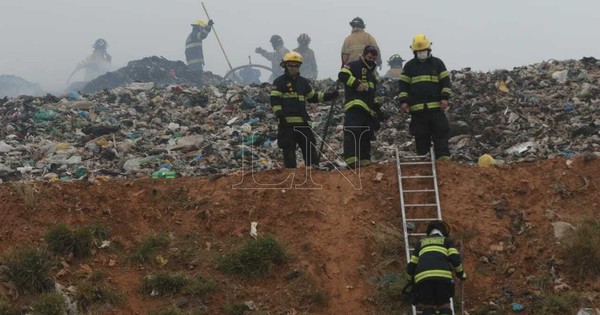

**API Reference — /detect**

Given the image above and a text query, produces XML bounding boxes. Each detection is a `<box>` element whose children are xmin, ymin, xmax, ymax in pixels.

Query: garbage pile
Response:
<box><xmin>0</xmin><ymin>74</ymin><xmax>44</xmax><ymax>98</ymax></box>
<box><xmin>80</xmin><ymin>56</ymin><xmax>223</xmax><ymax>94</ymax></box>
<box><xmin>0</xmin><ymin>58</ymin><xmax>598</xmax><ymax>182</ymax></box>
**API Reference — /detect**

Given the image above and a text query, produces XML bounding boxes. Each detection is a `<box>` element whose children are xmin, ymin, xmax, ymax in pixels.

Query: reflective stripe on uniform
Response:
<box><xmin>409</xmin><ymin>102</ymin><xmax>441</xmax><ymax>112</ymax></box>
<box><xmin>318</xmin><ymin>92</ymin><xmax>324</xmax><ymax>103</ymax></box>
<box><xmin>185</xmin><ymin>42</ymin><xmax>203</xmax><ymax>49</ymax></box>
<box><xmin>411</xmin><ymin>75</ymin><xmax>439</xmax><ymax>84</ymax></box>
<box><xmin>306</xmin><ymin>90</ymin><xmax>315</xmax><ymax>99</ymax></box>
<box><xmin>272</xmin><ymin>105</ymin><xmax>282</xmax><ymax>112</ymax></box>
<box><xmin>271</xmin><ymin>91</ymin><xmax>283</xmax><ymax>97</ymax></box>
<box><xmin>410</xmin><ymin>255</ymin><xmax>419</xmax><ymax>264</ymax></box>
<box><xmin>344</xmin><ymin>99</ymin><xmax>376</xmax><ymax>116</ymax></box>
<box><xmin>345</xmin><ymin>156</ymin><xmax>358</xmax><ymax>165</ymax></box>
<box><xmin>448</xmin><ymin>248</ymin><xmax>459</xmax><ymax>256</ymax></box>
<box><xmin>415</xmin><ymin>269</ymin><xmax>453</xmax><ymax>283</ymax></box>
<box><xmin>399</xmin><ymin>74</ymin><xmax>412</xmax><ymax>83</ymax></box>
<box><xmin>282</xmin><ymin>93</ymin><xmax>305</xmax><ymax>101</ymax></box>
<box><xmin>454</xmin><ymin>264</ymin><xmax>464</xmax><ymax>273</ymax></box>
<box><xmin>285</xmin><ymin>116</ymin><xmax>304</xmax><ymax>123</ymax></box>
<box><xmin>419</xmin><ymin>246</ymin><xmax>448</xmax><ymax>256</ymax></box>
<box><xmin>399</xmin><ymin>92</ymin><xmax>408</xmax><ymax>98</ymax></box>
<box><xmin>187</xmin><ymin>58</ymin><xmax>203</xmax><ymax>65</ymax></box>
<box><xmin>442</xmin><ymin>87</ymin><xmax>452</xmax><ymax>94</ymax></box>
<box><xmin>439</xmin><ymin>70</ymin><xmax>449</xmax><ymax>79</ymax></box>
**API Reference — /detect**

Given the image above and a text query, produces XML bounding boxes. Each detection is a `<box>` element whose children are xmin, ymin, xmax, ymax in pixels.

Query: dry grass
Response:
<box><xmin>11</xmin><ymin>181</ymin><xmax>39</xmax><ymax>210</ymax></box>
<box><xmin>1</xmin><ymin>246</ymin><xmax>51</xmax><ymax>293</ymax></box>
<box><xmin>561</xmin><ymin>220</ymin><xmax>600</xmax><ymax>278</ymax></box>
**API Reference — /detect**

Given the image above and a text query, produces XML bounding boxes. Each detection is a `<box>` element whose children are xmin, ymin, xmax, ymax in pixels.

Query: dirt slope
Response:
<box><xmin>0</xmin><ymin>157</ymin><xmax>598</xmax><ymax>314</ymax></box>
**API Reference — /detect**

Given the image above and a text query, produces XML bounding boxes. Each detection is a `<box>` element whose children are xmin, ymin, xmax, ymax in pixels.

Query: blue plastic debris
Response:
<box><xmin>512</xmin><ymin>303</ymin><xmax>524</xmax><ymax>312</ymax></box>
<box><xmin>68</xmin><ymin>91</ymin><xmax>81</xmax><ymax>100</ymax></box>
<box><xmin>563</xmin><ymin>103</ymin><xmax>574</xmax><ymax>112</ymax></box>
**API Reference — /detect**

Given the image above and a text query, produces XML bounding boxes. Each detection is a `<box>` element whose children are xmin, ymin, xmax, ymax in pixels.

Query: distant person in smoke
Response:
<box><xmin>341</xmin><ymin>17</ymin><xmax>382</xmax><ymax>67</ymax></box>
<box><xmin>74</xmin><ymin>38</ymin><xmax>112</xmax><ymax>82</ymax></box>
<box><xmin>185</xmin><ymin>19</ymin><xmax>214</xmax><ymax>85</ymax></box>
<box><xmin>384</xmin><ymin>54</ymin><xmax>405</xmax><ymax>79</ymax></box>
<box><xmin>293</xmin><ymin>33</ymin><xmax>318</xmax><ymax>80</ymax></box>
<box><xmin>255</xmin><ymin>35</ymin><xmax>289</xmax><ymax>82</ymax></box>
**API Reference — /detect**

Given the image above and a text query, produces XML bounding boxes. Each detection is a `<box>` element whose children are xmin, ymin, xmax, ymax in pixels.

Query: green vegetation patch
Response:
<box><xmin>31</xmin><ymin>292</ymin><xmax>65</xmax><ymax>315</ymax></box>
<box><xmin>561</xmin><ymin>220</ymin><xmax>600</xmax><ymax>278</ymax></box>
<box><xmin>217</xmin><ymin>236</ymin><xmax>287</xmax><ymax>277</ymax></box>
<box><xmin>1</xmin><ymin>246</ymin><xmax>51</xmax><ymax>293</ymax></box>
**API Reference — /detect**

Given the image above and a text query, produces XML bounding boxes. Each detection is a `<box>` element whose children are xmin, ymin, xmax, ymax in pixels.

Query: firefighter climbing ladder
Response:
<box><xmin>395</xmin><ymin>147</ymin><xmax>455</xmax><ymax>315</ymax></box>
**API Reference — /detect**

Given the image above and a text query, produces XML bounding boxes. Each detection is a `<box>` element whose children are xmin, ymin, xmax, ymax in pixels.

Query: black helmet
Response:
<box><xmin>349</xmin><ymin>17</ymin><xmax>365</xmax><ymax>28</ymax></box>
<box><xmin>388</xmin><ymin>54</ymin><xmax>405</xmax><ymax>66</ymax></box>
<box><xmin>94</xmin><ymin>38</ymin><xmax>107</xmax><ymax>50</ymax></box>
<box><xmin>426</xmin><ymin>221</ymin><xmax>450</xmax><ymax>237</ymax></box>
<box><xmin>270</xmin><ymin>35</ymin><xmax>283</xmax><ymax>45</ymax></box>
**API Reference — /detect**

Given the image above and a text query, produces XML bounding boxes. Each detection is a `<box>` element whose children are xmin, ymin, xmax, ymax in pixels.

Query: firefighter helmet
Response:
<box><xmin>410</xmin><ymin>34</ymin><xmax>432</xmax><ymax>51</ymax></box>
<box><xmin>280</xmin><ymin>51</ymin><xmax>303</xmax><ymax>67</ymax></box>
<box><xmin>349</xmin><ymin>17</ymin><xmax>365</xmax><ymax>28</ymax></box>
<box><xmin>93</xmin><ymin>38</ymin><xmax>107</xmax><ymax>50</ymax></box>
<box><xmin>270</xmin><ymin>35</ymin><xmax>284</xmax><ymax>45</ymax></box>
<box><xmin>388</xmin><ymin>54</ymin><xmax>405</xmax><ymax>66</ymax></box>
<box><xmin>297</xmin><ymin>33</ymin><xmax>311</xmax><ymax>45</ymax></box>
<box><xmin>191</xmin><ymin>19</ymin><xmax>207</xmax><ymax>27</ymax></box>
<box><xmin>426</xmin><ymin>220</ymin><xmax>450</xmax><ymax>237</ymax></box>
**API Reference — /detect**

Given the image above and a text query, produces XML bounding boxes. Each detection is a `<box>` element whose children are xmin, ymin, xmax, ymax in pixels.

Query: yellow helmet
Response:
<box><xmin>280</xmin><ymin>51</ymin><xmax>303</xmax><ymax>67</ymax></box>
<box><xmin>410</xmin><ymin>34</ymin><xmax>432</xmax><ymax>51</ymax></box>
<box><xmin>191</xmin><ymin>19</ymin><xmax>207</xmax><ymax>27</ymax></box>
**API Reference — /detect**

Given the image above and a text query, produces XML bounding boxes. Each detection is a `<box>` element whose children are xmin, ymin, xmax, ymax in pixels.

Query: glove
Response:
<box><xmin>324</xmin><ymin>89</ymin><xmax>339</xmax><ymax>101</ymax></box>
<box><xmin>207</xmin><ymin>19</ymin><xmax>214</xmax><ymax>27</ymax></box>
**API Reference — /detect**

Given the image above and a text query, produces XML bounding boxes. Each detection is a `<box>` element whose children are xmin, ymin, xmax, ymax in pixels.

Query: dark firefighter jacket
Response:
<box><xmin>270</xmin><ymin>73</ymin><xmax>331</xmax><ymax>125</ymax></box>
<box><xmin>406</xmin><ymin>234</ymin><xmax>465</xmax><ymax>284</ymax></box>
<box><xmin>338</xmin><ymin>58</ymin><xmax>380</xmax><ymax>117</ymax></box>
<box><xmin>185</xmin><ymin>26</ymin><xmax>211</xmax><ymax>67</ymax></box>
<box><xmin>398</xmin><ymin>56</ymin><xmax>452</xmax><ymax>112</ymax></box>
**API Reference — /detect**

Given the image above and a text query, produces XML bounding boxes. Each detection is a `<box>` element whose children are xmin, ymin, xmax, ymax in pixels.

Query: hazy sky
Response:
<box><xmin>1</xmin><ymin>0</ymin><xmax>599</xmax><ymax>93</ymax></box>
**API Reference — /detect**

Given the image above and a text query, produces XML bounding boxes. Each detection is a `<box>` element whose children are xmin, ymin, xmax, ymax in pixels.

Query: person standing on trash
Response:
<box><xmin>340</xmin><ymin>17</ymin><xmax>382</xmax><ymax>67</ymax></box>
<box><xmin>185</xmin><ymin>19</ymin><xmax>214</xmax><ymax>84</ymax></box>
<box><xmin>406</xmin><ymin>221</ymin><xmax>466</xmax><ymax>315</ymax></box>
<box><xmin>384</xmin><ymin>54</ymin><xmax>405</xmax><ymax>79</ymax></box>
<box><xmin>293</xmin><ymin>33</ymin><xmax>318</xmax><ymax>80</ymax></box>
<box><xmin>256</xmin><ymin>35</ymin><xmax>290</xmax><ymax>82</ymax></box>
<box><xmin>398</xmin><ymin>34</ymin><xmax>452</xmax><ymax>160</ymax></box>
<box><xmin>75</xmin><ymin>38</ymin><xmax>112</xmax><ymax>81</ymax></box>
<box><xmin>270</xmin><ymin>51</ymin><xmax>339</xmax><ymax>168</ymax></box>
<box><xmin>338</xmin><ymin>45</ymin><xmax>381</xmax><ymax>168</ymax></box>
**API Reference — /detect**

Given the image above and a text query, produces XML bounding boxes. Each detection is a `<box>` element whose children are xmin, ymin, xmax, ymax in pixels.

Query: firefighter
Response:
<box><xmin>293</xmin><ymin>33</ymin><xmax>318</xmax><ymax>80</ymax></box>
<box><xmin>398</xmin><ymin>34</ymin><xmax>452</xmax><ymax>160</ymax></box>
<box><xmin>340</xmin><ymin>17</ymin><xmax>382</xmax><ymax>67</ymax></box>
<box><xmin>75</xmin><ymin>38</ymin><xmax>112</xmax><ymax>81</ymax></box>
<box><xmin>270</xmin><ymin>51</ymin><xmax>339</xmax><ymax>168</ymax></box>
<box><xmin>384</xmin><ymin>54</ymin><xmax>404</xmax><ymax>79</ymax></box>
<box><xmin>338</xmin><ymin>45</ymin><xmax>381</xmax><ymax>168</ymax></box>
<box><xmin>406</xmin><ymin>221</ymin><xmax>466</xmax><ymax>315</ymax></box>
<box><xmin>185</xmin><ymin>19</ymin><xmax>214</xmax><ymax>83</ymax></box>
<box><xmin>256</xmin><ymin>35</ymin><xmax>290</xmax><ymax>82</ymax></box>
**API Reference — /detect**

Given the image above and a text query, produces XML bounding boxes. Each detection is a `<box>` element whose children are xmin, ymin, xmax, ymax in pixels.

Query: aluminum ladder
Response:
<box><xmin>395</xmin><ymin>147</ymin><xmax>454</xmax><ymax>315</ymax></box>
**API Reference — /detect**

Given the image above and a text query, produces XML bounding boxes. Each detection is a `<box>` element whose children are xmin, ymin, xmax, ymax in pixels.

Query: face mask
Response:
<box><xmin>416</xmin><ymin>50</ymin><xmax>429</xmax><ymax>60</ymax></box>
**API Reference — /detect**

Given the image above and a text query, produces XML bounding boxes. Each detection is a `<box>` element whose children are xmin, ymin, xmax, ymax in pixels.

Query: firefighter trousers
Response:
<box><xmin>277</xmin><ymin>124</ymin><xmax>318</xmax><ymax>168</ymax></box>
<box><xmin>343</xmin><ymin>108</ymin><xmax>374</xmax><ymax>167</ymax></box>
<box><xmin>409</xmin><ymin>109</ymin><xmax>450</xmax><ymax>157</ymax></box>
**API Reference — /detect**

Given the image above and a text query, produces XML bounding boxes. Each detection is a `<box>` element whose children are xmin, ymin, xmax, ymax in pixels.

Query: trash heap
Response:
<box><xmin>80</xmin><ymin>56</ymin><xmax>223</xmax><ymax>94</ymax></box>
<box><xmin>0</xmin><ymin>74</ymin><xmax>44</xmax><ymax>98</ymax></box>
<box><xmin>0</xmin><ymin>58</ymin><xmax>598</xmax><ymax>182</ymax></box>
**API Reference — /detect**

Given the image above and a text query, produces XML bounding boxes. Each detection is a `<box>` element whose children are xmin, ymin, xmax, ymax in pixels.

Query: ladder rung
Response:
<box><xmin>403</xmin><ymin>154</ymin><xmax>429</xmax><ymax>159</ymax></box>
<box><xmin>405</xmin><ymin>203</ymin><xmax>438</xmax><ymax>207</ymax></box>
<box><xmin>404</xmin><ymin>189</ymin><xmax>436</xmax><ymax>193</ymax></box>
<box><xmin>408</xmin><ymin>233</ymin><xmax>427</xmax><ymax>236</ymax></box>
<box><xmin>399</xmin><ymin>161</ymin><xmax>431</xmax><ymax>165</ymax></box>
<box><xmin>401</xmin><ymin>175</ymin><xmax>434</xmax><ymax>179</ymax></box>
<box><xmin>406</xmin><ymin>218</ymin><xmax>439</xmax><ymax>222</ymax></box>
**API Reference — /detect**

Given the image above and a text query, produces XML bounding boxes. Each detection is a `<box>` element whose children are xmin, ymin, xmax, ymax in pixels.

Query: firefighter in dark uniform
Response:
<box><xmin>406</xmin><ymin>221</ymin><xmax>466</xmax><ymax>315</ymax></box>
<box><xmin>270</xmin><ymin>51</ymin><xmax>339</xmax><ymax>168</ymax></box>
<box><xmin>399</xmin><ymin>34</ymin><xmax>452</xmax><ymax>160</ymax></box>
<box><xmin>185</xmin><ymin>19</ymin><xmax>213</xmax><ymax>84</ymax></box>
<box><xmin>338</xmin><ymin>45</ymin><xmax>381</xmax><ymax>168</ymax></box>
